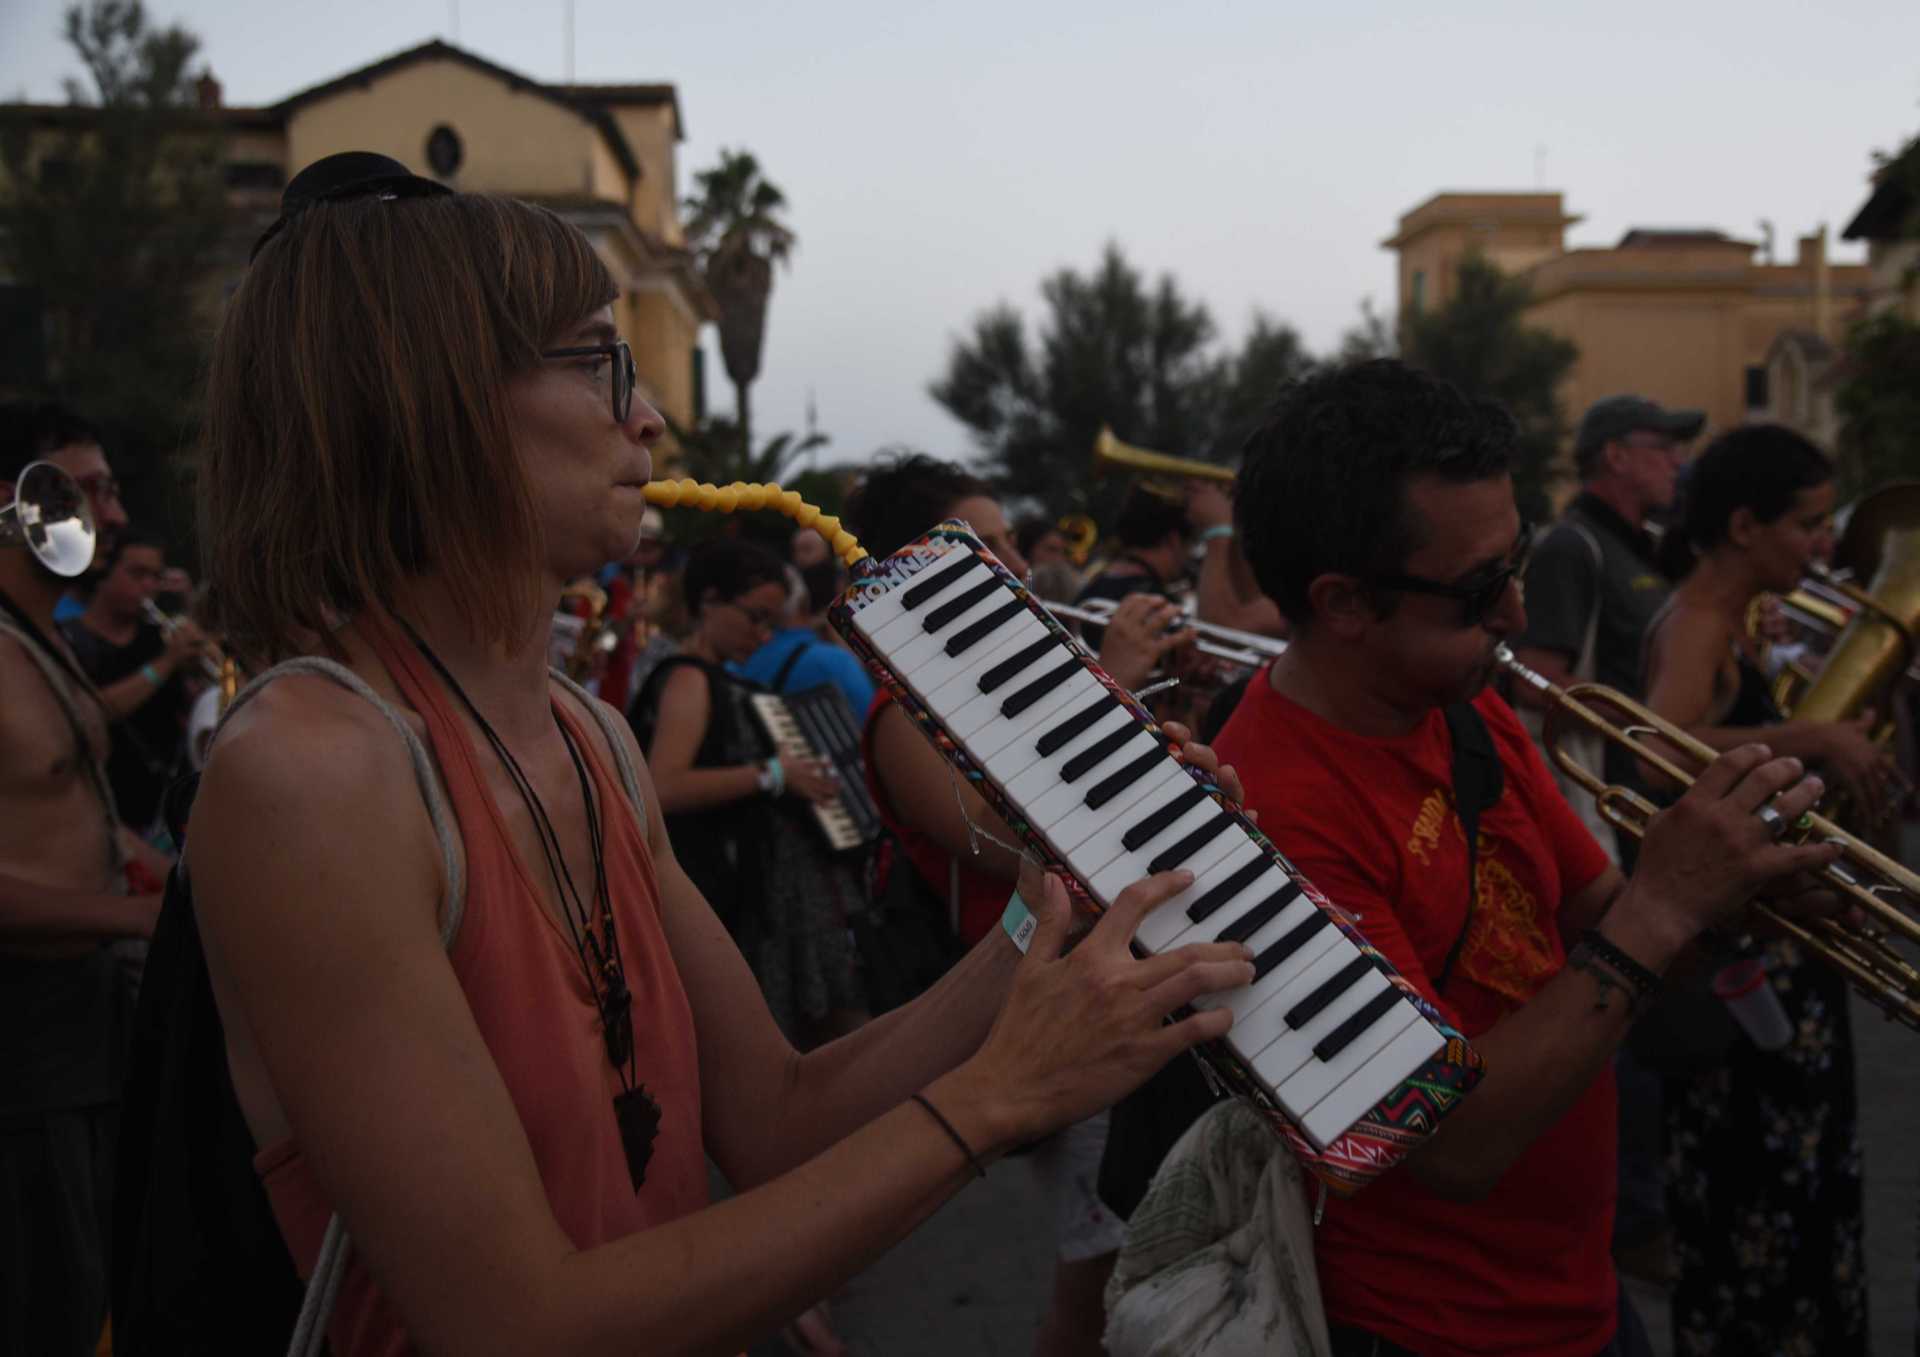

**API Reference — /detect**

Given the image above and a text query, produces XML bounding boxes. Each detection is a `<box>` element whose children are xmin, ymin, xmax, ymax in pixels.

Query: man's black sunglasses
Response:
<box><xmin>1368</xmin><ymin>523</ymin><xmax>1534</xmax><ymax>628</ymax></box>
<box><xmin>541</xmin><ymin>340</ymin><xmax>637</xmax><ymax>424</ymax></box>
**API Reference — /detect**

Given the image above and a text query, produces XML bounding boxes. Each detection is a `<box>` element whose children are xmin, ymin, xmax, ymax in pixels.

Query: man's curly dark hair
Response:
<box><xmin>843</xmin><ymin>452</ymin><xmax>993</xmax><ymax>561</ymax></box>
<box><xmin>1235</xmin><ymin>360</ymin><xmax>1516</xmax><ymax>628</ymax></box>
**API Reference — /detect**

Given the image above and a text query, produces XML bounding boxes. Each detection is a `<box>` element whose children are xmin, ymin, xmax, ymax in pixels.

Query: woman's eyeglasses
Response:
<box><xmin>1367</xmin><ymin>523</ymin><xmax>1534</xmax><ymax>628</ymax></box>
<box><xmin>542</xmin><ymin>339</ymin><xmax>637</xmax><ymax>424</ymax></box>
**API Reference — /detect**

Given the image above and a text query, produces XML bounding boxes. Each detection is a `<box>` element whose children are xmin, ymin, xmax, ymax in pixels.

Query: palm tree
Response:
<box><xmin>682</xmin><ymin>150</ymin><xmax>795</xmax><ymax>453</ymax></box>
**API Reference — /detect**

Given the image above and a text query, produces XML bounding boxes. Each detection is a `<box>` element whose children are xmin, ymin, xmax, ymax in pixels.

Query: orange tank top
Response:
<box><xmin>254</xmin><ymin>618</ymin><xmax>707</xmax><ymax>1356</ymax></box>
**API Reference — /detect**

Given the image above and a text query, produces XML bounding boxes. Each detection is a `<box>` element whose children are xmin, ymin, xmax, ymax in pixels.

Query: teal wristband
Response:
<box><xmin>1001</xmin><ymin>890</ymin><xmax>1037</xmax><ymax>954</ymax></box>
<box><xmin>140</xmin><ymin>663</ymin><xmax>164</xmax><ymax>686</ymax></box>
<box><xmin>1199</xmin><ymin>524</ymin><xmax>1235</xmax><ymax>544</ymax></box>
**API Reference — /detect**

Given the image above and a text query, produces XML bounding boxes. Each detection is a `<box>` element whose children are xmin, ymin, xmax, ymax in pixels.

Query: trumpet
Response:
<box><xmin>1497</xmin><ymin>644</ymin><xmax>1920</xmax><ymax>1029</ymax></box>
<box><xmin>1043</xmin><ymin>596</ymin><xmax>1285</xmax><ymax>672</ymax></box>
<box><xmin>141</xmin><ymin>598</ymin><xmax>225</xmax><ymax>683</ymax></box>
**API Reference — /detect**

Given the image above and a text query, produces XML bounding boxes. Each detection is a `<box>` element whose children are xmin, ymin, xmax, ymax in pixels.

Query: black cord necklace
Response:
<box><xmin>399</xmin><ymin>617</ymin><xmax>660</xmax><ymax>1192</ymax></box>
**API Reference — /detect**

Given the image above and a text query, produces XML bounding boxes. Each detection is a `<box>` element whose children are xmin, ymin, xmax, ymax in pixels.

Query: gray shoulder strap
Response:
<box><xmin>209</xmin><ymin>657</ymin><xmax>465</xmax><ymax>948</ymax></box>
<box><xmin>219</xmin><ymin>658</ymin><xmax>470</xmax><ymax>1357</ymax></box>
<box><xmin>550</xmin><ymin>668</ymin><xmax>648</xmax><ymax>839</ymax></box>
<box><xmin>0</xmin><ymin>616</ymin><xmax>123</xmax><ymax>870</ymax></box>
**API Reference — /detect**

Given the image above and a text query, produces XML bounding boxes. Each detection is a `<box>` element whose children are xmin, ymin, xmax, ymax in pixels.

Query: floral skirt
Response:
<box><xmin>1663</xmin><ymin>940</ymin><xmax>1867</xmax><ymax>1357</ymax></box>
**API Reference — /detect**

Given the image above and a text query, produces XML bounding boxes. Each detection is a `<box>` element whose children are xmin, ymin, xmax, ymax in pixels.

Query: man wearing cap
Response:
<box><xmin>1511</xmin><ymin>394</ymin><xmax>1705</xmax><ymax>830</ymax></box>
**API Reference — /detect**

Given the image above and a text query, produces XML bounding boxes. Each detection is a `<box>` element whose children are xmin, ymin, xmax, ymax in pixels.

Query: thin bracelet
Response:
<box><xmin>1571</xmin><ymin>929</ymin><xmax>1661</xmax><ymax>1004</ymax></box>
<box><xmin>140</xmin><ymin>662</ymin><xmax>164</xmax><ymax>686</ymax></box>
<box><xmin>911</xmin><ymin>1092</ymin><xmax>987</xmax><ymax>1180</ymax></box>
<box><xmin>1199</xmin><ymin>524</ymin><xmax>1235</xmax><ymax>544</ymax></box>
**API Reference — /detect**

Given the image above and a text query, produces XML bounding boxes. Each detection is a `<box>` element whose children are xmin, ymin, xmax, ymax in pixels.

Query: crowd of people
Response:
<box><xmin>0</xmin><ymin>151</ymin><xmax>1898</xmax><ymax>1357</ymax></box>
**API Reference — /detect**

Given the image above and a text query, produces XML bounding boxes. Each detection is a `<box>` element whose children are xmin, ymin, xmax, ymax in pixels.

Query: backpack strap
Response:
<box><xmin>1434</xmin><ymin>702</ymin><xmax>1505</xmax><ymax>995</ymax></box>
<box><xmin>769</xmin><ymin>635</ymin><xmax>814</xmax><ymax>694</ymax></box>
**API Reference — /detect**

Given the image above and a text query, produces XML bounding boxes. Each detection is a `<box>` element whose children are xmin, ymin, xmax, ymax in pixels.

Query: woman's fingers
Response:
<box><xmin>1140</xmin><ymin>956</ymin><xmax>1257</xmax><ymax>1016</ymax></box>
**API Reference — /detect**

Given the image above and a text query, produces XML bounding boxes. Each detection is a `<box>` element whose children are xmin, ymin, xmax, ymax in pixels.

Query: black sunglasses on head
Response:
<box><xmin>1367</xmin><ymin>523</ymin><xmax>1534</xmax><ymax>628</ymax></box>
<box><xmin>541</xmin><ymin>340</ymin><xmax>637</xmax><ymax>424</ymax></box>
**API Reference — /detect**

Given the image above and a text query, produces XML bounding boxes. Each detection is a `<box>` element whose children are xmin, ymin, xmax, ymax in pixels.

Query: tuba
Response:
<box><xmin>1788</xmin><ymin>483</ymin><xmax>1920</xmax><ymax>727</ymax></box>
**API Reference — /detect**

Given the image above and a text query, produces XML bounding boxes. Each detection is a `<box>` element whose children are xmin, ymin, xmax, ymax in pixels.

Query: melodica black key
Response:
<box><xmin>1285</xmin><ymin>955</ymin><xmax>1377</xmax><ymax>1029</ymax></box>
<box><xmin>1122</xmin><ymin>785</ymin><xmax>1211</xmax><ymax>851</ymax></box>
<box><xmin>1003</xmin><ymin>657</ymin><xmax>1083</xmax><ymax>717</ymax></box>
<box><xmin>1149</xmin><ymin>809</ymin><xmax>1237</xmax><ymax>874</ymax></box>
<box><xmin>1215</xmin><ymin>878</ymin><xmax>1306</xmax><ymax>946</ymax></box>
<box><xmin>1084</xmin><ymin>748</ymin><xmax>1164</xmax><ymax>810</ymax></box>
<box><xmin>1187</xmin><ymin>856</ymin><xmax>1270</xmax><ymax>924</ymax></box>
<box><xmin>1249</xmin><ymin>906</ymin><xmax>1330</xmax><ymax>982</ymax></box>
<box><xmin>1315</xmin><ymin>986</ymin><xmax>1408</xmax><ymax>1063</ymax></box>
<box><xmin>923</xmin><ymin>578</ymin><xmax>1002</xmax><ymax>632</ymax></box>
<box><xmin>1061</xmin><ymin>723</ymin><xmax>1141</xmax><ymax>782</ymax></box>
<box><xmin>901</xmin><ymin>555</ymin><xmax>984</xmax><ymax>610</ymax></box>
<box><xmin>947</xmin><ymin>600</ymin><xmax>1028</xmax><ymax>656</ymax></box>
<box><xmin>1036</xmin><ymin>697</ymin><xmax>1118</xmax><ymax>756</ymax></box>
<box><xmin>980</xmin><ymin>636</ymin><xmax>1059</xmax><ymax>694</ymax></box>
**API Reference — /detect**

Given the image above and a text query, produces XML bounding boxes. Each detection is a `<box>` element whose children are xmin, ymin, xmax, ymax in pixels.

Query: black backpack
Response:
<box><xmin>112</xmin><ymin>775</ymin><xmax>309</xmax><ymax>1355</ymax></box>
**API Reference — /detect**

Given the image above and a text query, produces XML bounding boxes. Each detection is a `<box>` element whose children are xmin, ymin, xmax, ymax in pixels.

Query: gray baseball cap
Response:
<box><xmin>1575</xmin><ymin>395</ymin><xmax>1707</xmax><ymax>460</ymax></box>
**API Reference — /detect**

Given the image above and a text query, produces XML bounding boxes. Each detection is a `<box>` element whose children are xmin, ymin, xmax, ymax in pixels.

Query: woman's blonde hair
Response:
<box><xmin>200</xmin><ymin>191</ymin><xmax>616</xmax><ymax>663</ymax></box>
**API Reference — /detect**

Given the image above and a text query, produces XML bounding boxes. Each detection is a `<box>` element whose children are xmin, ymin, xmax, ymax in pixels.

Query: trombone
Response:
<box><xmin>1498</xmin><ymin>645</ymin><xmax>1920</xmax><ymax>1029</ymax></box>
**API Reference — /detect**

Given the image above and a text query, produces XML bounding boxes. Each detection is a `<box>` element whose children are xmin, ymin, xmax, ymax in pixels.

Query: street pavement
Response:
<box><xmin>819</xmin><ymin>992</ymin><xmax>1918</xmax><ymax>1355</ymax></box>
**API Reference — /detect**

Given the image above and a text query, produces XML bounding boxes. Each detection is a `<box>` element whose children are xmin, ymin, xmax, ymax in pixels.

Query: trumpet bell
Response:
<box><xmin>1</xmin><ymin>461</ymin><xmax>97</xmax><ymax>578</ymax></box>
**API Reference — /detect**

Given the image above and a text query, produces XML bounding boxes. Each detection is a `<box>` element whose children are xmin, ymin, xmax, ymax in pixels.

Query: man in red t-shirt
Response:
<box><xmin>1204</xmin><ymin>361</ymin><xmax>1838</xmax><ymax>1357</ymax></box>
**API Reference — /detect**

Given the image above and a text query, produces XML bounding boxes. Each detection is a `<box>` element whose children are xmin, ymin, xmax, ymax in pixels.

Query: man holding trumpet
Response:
<box><xmin>1108</xmin><ymin>360</ymin><xmax>1846</xmax><ymax>1357</ymax></box>
<box><xmin>60</xmin><ymin>533</ymin><xmax>219</xmax><ymax>836</ymax></box>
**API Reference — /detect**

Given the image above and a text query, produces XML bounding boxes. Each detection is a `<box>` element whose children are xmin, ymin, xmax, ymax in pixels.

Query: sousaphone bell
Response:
<box><xmin>0</xmin><ymin>461</ymin><xmax>97</xmax><ymax>577</ymax></box>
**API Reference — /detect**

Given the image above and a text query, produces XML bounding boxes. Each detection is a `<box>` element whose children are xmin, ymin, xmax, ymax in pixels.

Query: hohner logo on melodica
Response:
<box><xmin>830</xmin><ymin>520</ymin><xmax>1483</xmax><ymax>1194</ymax></box>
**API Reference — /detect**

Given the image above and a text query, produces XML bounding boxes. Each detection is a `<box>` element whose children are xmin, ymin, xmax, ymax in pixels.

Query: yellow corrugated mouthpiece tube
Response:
<box><xmin>640</xmin><ymin>479</ymin><xmax>867</xmax><ymax>567</ymax></box>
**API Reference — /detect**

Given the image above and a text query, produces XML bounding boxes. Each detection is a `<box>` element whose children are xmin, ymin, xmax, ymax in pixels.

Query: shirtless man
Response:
<box><xmin>0</xmin><ymin>401</ymin><xmax>166</xmax><ymax>1357</ymax></box>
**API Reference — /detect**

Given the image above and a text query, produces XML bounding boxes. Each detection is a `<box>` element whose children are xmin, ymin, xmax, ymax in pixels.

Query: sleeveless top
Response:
<box><xmin>248</xmin><ymin>618</ymin><xmax>707</xmax><ymax>1357</ymax></box>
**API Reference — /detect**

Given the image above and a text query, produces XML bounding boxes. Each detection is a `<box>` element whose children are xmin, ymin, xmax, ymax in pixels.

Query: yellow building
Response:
<box><xmin>0</xmin><ymin>39</ymin><xmax>715</xmax><ymax>434</ymax></box>
<box><xmin>1384</xmin><ymin>191</ymin><xmax>1874</xmax><ymax>466</ymax></box>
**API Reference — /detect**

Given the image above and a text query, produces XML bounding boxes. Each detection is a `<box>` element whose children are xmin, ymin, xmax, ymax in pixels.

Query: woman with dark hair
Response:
<box><xmin>160</xmin><ymin>154</ymin><xmax>1252</xmax><ymax>1357</ymax></box>
<box><xmin>1642</xmin><ymin>423</ymin><xmax>1881</xmax><ymax>1355</ymax></box>
<box><xmin>629</xmin><ymin>537</ymin><xmax>863</xmax><ymax>1047</ymax></box>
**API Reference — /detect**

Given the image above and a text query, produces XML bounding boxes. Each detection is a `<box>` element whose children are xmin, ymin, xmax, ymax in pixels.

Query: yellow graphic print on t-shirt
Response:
<box><xmin>1405</xmin><ymin>787</ymin><xmax>1556</xmax><ymax>1006</ymax></box>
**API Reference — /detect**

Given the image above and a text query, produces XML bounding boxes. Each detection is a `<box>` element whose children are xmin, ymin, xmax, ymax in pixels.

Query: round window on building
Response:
<box><xmin>425</xmin><ymin>125</ymin><xmax>463</xmax><ymax>178</ymax></box>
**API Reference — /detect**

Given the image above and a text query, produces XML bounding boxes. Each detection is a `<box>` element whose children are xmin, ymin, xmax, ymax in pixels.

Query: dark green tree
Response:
<box><xmin>0</xmin><ymin>0</ymin><xmax>230</xmax><ymax>540</ymax></box>
<box><xmin>1400</xmin><ymin>252</ymin><xmax>1578</xmax><ymax>522</ymax></box>
<box><xmin>930</xmin><ymin>243</ymin><xmax>1307</xmax><ymax>520</ymax></box>
<box><xmin>682</xmin><ymin>150</ymin><xmax>795</xmax><ymax>454</ymax></box>
<box><xmin>1834</xmin><ymin>132</ymin><xmax>1920</xmax><ymax>498</ymax></box>
<box><xmin>1211</xmin><ymin>313</ymin><xmax>1317</xmax><ymax>461</ymax></box>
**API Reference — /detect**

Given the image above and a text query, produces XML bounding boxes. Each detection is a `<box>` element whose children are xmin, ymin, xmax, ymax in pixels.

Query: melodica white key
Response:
<box><xmin>832</xmin><ymin>522</ymin><xmax>1481</xmax><ymax>1176</ymax></box>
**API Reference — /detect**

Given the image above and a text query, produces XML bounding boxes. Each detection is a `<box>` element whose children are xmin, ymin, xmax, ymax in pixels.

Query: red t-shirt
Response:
<box><xmin>1214</xmin><ymin>675</ymin><xmax>1615</xmax><ymax>1357</ymax></box>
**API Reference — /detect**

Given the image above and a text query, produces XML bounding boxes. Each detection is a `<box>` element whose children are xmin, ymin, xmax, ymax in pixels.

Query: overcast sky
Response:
<box><xmin>3</xmin><ymin>0</ymin><xmax>1917</xmax><ymax>466</ymax></box>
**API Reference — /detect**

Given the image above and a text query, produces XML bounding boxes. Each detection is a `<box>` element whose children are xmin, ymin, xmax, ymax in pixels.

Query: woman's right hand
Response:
<box><xmin>948</xmin><ymin>871</ymin><xmax>1255</xmax><ymax>1150</ymax></box>
<box><xmin>784</xmin><ymin>755</ymin><xmax>842</xmax><ymax>806</ymax></box>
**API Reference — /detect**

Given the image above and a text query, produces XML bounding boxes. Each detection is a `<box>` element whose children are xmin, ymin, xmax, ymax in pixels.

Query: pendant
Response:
<box><xmin>614</xmin><ymin>1084</ymin><xmax>661</xmax><ymax>1192</ymax></box>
